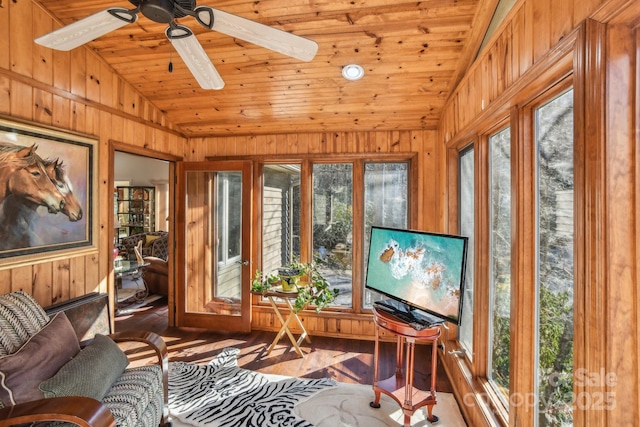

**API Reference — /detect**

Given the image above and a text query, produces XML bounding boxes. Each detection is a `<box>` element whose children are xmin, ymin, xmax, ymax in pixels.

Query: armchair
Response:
<box><xmin>121</xmin><ymin>232</ymin><xmax>168</xmax><ymax>261</ymax></box>
<box><xmin>0</xmin><ymin>291</ymin><xmax>170</xmax><ymax>427</ymax></box>
<box><xmin>121</xmin><ymin>232</ymin><xmax>169</xmax><ymax>296</ymax></box>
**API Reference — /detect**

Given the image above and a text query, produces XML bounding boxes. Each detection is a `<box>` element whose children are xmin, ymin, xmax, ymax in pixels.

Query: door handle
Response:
<box><xmin>237</xmin><ymin>259</ymin><xmax>249</xmax><ymax>266</ymax></box>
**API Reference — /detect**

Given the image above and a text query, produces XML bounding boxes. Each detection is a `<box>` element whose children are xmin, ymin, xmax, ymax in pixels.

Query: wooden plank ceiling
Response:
<box><xmin>33</xmin><ymin>0</ymin><xmax>493</xmax><ymax>137</ymax></box>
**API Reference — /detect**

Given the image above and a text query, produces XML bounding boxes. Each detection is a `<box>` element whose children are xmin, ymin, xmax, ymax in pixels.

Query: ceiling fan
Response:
<box><xmin>34</xmin><ymin>0</ymin><xmax>318</xmax><ymax>90</ymax></box>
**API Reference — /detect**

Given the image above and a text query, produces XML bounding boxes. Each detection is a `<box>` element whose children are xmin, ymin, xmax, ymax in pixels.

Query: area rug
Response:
<box><xmin>295</xmin><ymin>382</ymin><xmax>466</xmax><ymax>426</ymax></box>
<box><xmin>168</xmin><ymin>347</ymin><xmax>336</xmax><ymax>427</ymax></box>
<box><xmin>115</xmin><ymin>294</ymin><xmax>163</xmax><ymax>315</ymax></box>
<box><xmin>169</xmin><ymin>347</ymin><xmax>466</xmax><ymax>427</ymax></box>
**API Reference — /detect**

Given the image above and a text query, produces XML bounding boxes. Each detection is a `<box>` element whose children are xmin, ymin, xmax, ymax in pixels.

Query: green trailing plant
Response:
<box><xmin>250</xmin><ymin>262</ymin><xmax>339</xmax><ymax>313</ymax></box>
<box><xmin>250</xmin><ymin>269</ymin><xmax>280</xmax><ymax>293</ymax></box>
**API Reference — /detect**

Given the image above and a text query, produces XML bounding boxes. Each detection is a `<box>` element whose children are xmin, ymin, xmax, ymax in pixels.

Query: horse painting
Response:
<box><xmin>0</xmin><ymin>142</ymin><xmax>89</xmax><ymax>251</ymax></box>
<box><xmin>0</xmin><ymin>119</ymin><xmax>94</xmax><ymax>258</ymax></box>
<box><xmin>0</xmin><ymin>157</ymin><xmax>86</xmax><ymax>250</ymax></box>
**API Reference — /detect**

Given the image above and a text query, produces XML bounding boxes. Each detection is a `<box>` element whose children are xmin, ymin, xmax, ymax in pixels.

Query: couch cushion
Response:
<box><xmin>40</xmin><ymin>334</ymin><xmax>129</xmax><ymax>401</ymax></box>
<box><xmin>0</xmin><ymin>312</ymin><xmax>80</xmax><ymax>406</ymax></box>
<box><xmin>0</xmin><ymin>291</ymin><xmax>50</xmax><ymax>357</ymax></box>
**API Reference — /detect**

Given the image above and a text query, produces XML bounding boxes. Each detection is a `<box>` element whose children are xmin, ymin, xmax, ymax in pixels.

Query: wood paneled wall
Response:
<box><xmin>0</xmin><ymin>0</ymin><xmax>186</xmax><ymax>309</ymax></box>
<box><xmin>438</xmin><ymin>0</ymin><xmax>639</xmax><ymax>426</ymax></box>
<box><xmin>440</xmin><ymin>0</ymin><xmax>608</xmax><ymax>142</ymax></box>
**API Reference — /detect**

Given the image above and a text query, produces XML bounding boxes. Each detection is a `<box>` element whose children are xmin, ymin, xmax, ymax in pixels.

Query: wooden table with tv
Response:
<box><xmin>370</xmin><ymin>305</ymin><xmax>442</xmax><ymax>426</ymax></box>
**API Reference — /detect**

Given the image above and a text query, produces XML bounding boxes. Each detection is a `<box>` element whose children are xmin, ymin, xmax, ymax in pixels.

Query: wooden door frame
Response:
<box><xmin>175</xmin><ymin>160</ymin><xmax>253</xmax><ymax>332</ymax></box>
<box><xmin>109</xmin><ymin>140</ymin><xmax>182</xmax><ymax>327</ymax></box>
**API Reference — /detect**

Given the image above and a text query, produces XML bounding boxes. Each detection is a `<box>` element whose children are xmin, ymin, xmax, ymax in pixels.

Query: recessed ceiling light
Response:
<box><xmin>342</xmin><ymin>64</ymin><xmax>364</xmax><ymax>81</ymax></box>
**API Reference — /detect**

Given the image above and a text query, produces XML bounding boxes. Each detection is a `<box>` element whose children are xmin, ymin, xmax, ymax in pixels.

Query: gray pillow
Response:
<box><xmin>39</xmin><ymin>334</ymin><xmax>128</xmax><ymax>401</ymax></box>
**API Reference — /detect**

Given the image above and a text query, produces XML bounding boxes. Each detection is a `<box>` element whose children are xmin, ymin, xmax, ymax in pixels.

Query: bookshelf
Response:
<box><xmin>115</xmin><ymin>186</ymin><xmax>155</xmax><ymax>242</ymax></box>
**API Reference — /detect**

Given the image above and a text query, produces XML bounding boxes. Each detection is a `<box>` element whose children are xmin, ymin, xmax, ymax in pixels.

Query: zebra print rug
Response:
<box><xmin>168</xmin><ymin>347</ymin><xmax>337</xmax><ymax>427</ymax></box>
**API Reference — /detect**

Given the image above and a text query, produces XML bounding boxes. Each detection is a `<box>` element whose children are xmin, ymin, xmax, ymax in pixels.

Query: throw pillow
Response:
<box><xmin>0</xmin><ymin>312</ymin><xmax>80</xmax><ymax>406</ymax></box>
<box><xmin>40</xmin><ymin>334</ymin><xmax>129</xmax><ymax>401</ymax></box>
<box><xmin>144</xmin><ymin>235</ymin><xmax>161</xmax><ymax>247</ymax></box>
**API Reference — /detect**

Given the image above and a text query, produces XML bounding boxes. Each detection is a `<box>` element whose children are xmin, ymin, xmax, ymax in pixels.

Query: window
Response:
<box><xmin>217</xmin><ymin>172</ymin><xmax>242</xmax><ymax>265</ymax></box>
<box><xmin>488</xmin><ymin>127</ymin><xmax>512</xmax><ymax>400</ymax></box>
<box><xmin>258</xmin><ymin>157</ymin><xmax>412</xmax><ymax>313</ymax></box>
<box><xmin>458</xmin><ymin>147</ymin><xmax>475</xmax><ymax>356</ymax></box>
<box><xmin>362</xmin><ymin>162</ymin><xmax>409</xmax><ymax>308</ymax></box>
<box><xmin>262</xmin><ymin>164</ymin><xmax>301</xmax><ymax>274</ymax></box>
<box><xmin>535</xmin><ymin>89</ymin><xmax>574</xmax><ymax>425</ymax></box>
<box><xmin>312</xmin><ymin>164</ymin><xmax>353</xmax><ymax>308</ymax></box>
<box><xmin>441</xmin><ymin>28</ymin><xmax>583</xmax><ymax>425</ymax></box>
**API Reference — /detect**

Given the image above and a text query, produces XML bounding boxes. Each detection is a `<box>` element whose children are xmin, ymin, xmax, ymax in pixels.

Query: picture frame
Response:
<box><xmin>0</xmin><ymin>116</ymin><xmax>98</xmax><ymax>267</ymax></box>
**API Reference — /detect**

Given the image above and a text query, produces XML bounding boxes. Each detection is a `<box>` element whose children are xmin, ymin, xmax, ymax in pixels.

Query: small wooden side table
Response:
<box><xmin>253</xmin><ymin>287</ymin><xmax>311</xmax><ymax>358</ymax></box>
<box><xmin>370</xmin><ymin>306</ymin><xmax>442</xmax><ymax>426</ymax></box>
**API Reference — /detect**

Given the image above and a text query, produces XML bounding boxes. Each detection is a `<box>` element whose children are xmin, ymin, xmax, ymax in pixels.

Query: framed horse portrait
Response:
<box><xmin>0</xmin><ymin>117</ymin><xmax>98</xmax><ymax>266</ymax></box>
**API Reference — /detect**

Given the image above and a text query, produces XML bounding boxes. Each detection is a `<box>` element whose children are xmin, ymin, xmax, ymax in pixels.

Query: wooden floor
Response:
<box><xmin>114</xmin><ymin>297</ymin><xmax>453</xmax><ymax>393</ymax></box>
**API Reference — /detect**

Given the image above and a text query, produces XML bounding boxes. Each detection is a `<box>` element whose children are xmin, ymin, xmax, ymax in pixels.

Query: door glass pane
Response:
<box><xmin>217</xmin><ymin>173</ymin><xmax>242</xmax><ymax>263</ymax></box>
<box><xmin>488</xmin><ymin>127</ymin><xmax>511</xmax><ymax>400</ymax></box>
<box><xmin>312</xmin><ymin>164</ymin><xmax>352</xmax><ymax>308</ymax></box>
<box><xmin>459</xmin><ymin>147</ymin><xmax>475</xmax><ymax>357</ymax></box>
<box><xmin>535</xmin><ymin>89</ymin><xmax>574</xmax><ymax>426</ymax></box>
<box><xmin>262</xmin><ymin>164</ymin><xmax>301</xmax><ymax>275</ymax></box>
<box><xmin>185</xmin><ymin>170</ymin><xmax>242</xmax><ymax>316</ymax></box>
<box><xmin>362</xmin><ymin>162</ymin><xmax>408</xmax><ymax>309</ymax></box>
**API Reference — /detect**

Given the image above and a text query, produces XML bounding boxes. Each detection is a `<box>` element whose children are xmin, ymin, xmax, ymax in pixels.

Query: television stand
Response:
<box><xmin>370</xmin><ymin>306</ymin><xmax>442</xmax><ymax>426</ymax></box>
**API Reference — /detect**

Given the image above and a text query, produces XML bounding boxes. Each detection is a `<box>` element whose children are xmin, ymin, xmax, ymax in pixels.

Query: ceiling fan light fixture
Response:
<box><xmin>342</xmin><ymin>64</ymin><xmax>364</xmax><ymax>81</ymax></box>
<box><xmin>34</xmin><ymin>1</ymin><xmax>318</xmax><ymax>88</ymax></box>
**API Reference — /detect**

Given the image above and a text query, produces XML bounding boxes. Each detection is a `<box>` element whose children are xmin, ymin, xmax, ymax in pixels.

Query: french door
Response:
<box><xmin>175</xmin><ymin>161</ymin><xmax>252</xmax><ymax>332</ymax></box>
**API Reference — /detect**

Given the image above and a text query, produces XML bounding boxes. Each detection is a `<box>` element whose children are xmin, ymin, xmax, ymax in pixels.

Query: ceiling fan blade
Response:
<box><xmin>35</xmin><ymin>8</ymin><xmax>137</xmax><ymax>51</ymax></box>
<box><xmin>196</xmin><ymin>6</ymin><xmax>318</xmax><ymax>62</ymax></box>
<box><xmin>166</xmin><ymin>25</ymin><xmax>224</xmax><ymax>90</ymax></box>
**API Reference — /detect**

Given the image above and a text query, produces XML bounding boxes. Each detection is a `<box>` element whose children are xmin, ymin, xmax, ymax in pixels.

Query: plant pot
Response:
<box><xmin>278</xmin><ymin>268</ymin><xmax>301</xmax><ymax>292</ymax></box>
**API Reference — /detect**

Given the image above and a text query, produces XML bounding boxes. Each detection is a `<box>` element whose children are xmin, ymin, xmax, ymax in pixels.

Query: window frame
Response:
<box><xmin>361</xmin><ymin>161</ymin><xmax>411</xmax><ymax>310</ymax></box>
<box><xmin>457</xmin><ymin>144</ymin><xmax>475</xmax><ymax>359</ymax></box>
<box><xmin>528</xmin><ymin>85</ymin><xmax>576</xmax><ymax>426</ymax></box>
<box><xmin>486</xmin><ymin>124</ymin><xmax>513</xmax><ymax>407</ymax></box>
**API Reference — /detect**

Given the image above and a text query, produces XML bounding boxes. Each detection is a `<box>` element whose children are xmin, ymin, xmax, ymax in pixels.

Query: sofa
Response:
<box><xmin>0</xmin><ymin>291</ymin><xmax>169</xmax><ymax>427</ymax></box>
<box><xmin>120</xmin><ymin>231</ymin><xmax>168</xmax><ymax>261</ymax></box>
<box><xmin>120</xmin><ymin>232</ymin><xmax>169</xmax><ymax>296</ymax></box>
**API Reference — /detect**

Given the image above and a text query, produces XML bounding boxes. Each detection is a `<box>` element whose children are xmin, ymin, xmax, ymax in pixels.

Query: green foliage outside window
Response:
<box><xmin>490</xmin><ymin>278</ymin><xmax>511</xmax><ymax>394</ymax></box>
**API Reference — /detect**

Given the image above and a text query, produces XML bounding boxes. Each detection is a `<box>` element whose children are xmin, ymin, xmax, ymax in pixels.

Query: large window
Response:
<box><xmin>312</xmin><ymin>164</ymin><xmax>353</xmax><ymax>308</ymax></box>
<box><xmin>488</xmin><ymin>127</ymin><xmax>512</xmax><ymax>399</ymax></box>
<box><xmin>259</xmin><ymin>158</ymin><xmax>411</xmax><ymax>313</ymax></box>
<box><xmin>458</xmin><ymin>147</ymin><xmax>475</xmax><ymax>356</ymax></box>
<box><xmin>535</xmin><ymin>89</ymin><xmax>574</xmax><ymax>426</ymax></box>
<box><xmin>362</xmin><ymin>162</ymin><xmax>409</xmax><ymax>308</ymax></box>
<box><xmin>262</xmin><ymin>164</ymin><xmax>301</xmax><ymax>275</ymax></box>
<box><xmin>442</xmin><ymin>28</ymin><xmax>584</xmax><ymax>424</ymax></box>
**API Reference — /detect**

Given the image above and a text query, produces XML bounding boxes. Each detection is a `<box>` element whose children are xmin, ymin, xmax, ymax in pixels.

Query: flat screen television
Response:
<box><xmin>365</xmin><ymin>226</ymin><xmax>468</xmax><ymax>325</ymax></box>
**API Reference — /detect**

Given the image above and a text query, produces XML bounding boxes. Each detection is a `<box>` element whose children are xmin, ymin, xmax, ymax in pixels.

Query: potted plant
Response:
<box><xmin>251</xmin><ymin>262</ymin><xmax>339</xmax><ymax>313</ymax></box>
